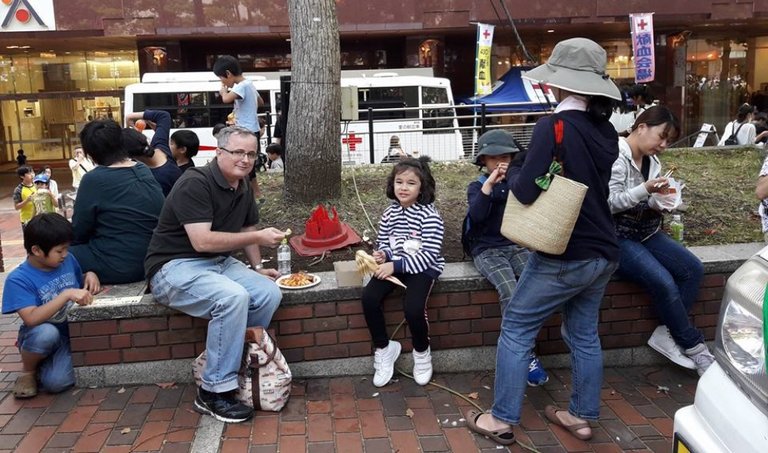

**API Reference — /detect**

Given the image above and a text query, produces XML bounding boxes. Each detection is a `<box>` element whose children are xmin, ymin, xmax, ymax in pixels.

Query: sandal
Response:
<box><xmin>465</xmin><ymin>409</ymin><xmax>516</xmax><ymax>445</ymax></box>
<box><xmin>544</xmin><ymin>405</ymin><xmax>592</xmax><ymax>440</ymax></box>
<box><xmin>13</xmin><ymin>373</ymin><xmax>37</xmax><ymax>399</ymax></box>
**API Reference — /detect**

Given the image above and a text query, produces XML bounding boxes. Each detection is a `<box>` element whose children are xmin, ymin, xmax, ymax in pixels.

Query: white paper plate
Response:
<box><xmin>276</xmin><ymin>273</ymin><xmax>321</xmax><ymax>290</ymax></box>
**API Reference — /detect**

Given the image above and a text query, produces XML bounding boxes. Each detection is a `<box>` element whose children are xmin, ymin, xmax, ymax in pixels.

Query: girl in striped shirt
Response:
<box><xmin>362</xmin><ymin>156</ymin><xmax>445</xmax><ymax>388</ymax></box>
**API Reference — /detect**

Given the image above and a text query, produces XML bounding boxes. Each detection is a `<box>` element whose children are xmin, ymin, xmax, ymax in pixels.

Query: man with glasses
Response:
<box><xmin>144</xmin><ymin>126</ymin><xmax>286</xmax><ymax>423</ymax></box>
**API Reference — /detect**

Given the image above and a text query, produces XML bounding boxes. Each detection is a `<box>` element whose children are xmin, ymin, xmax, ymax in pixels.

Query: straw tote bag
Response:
<box><xmin>500</xmin><ymin>118</ymin><xmax>588</xmax><ymax>255</ymax></box>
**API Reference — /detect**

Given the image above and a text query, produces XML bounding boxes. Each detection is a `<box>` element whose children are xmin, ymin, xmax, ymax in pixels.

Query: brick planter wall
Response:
<box><xmin>69</xmin><ymin>315</ymin><xmax>208</xmax><ymax>368</ymax></box>
<box><xmin>68</xmin><ymin>273</ymin><xmax>727</xmax><ymax>368</ymax></box>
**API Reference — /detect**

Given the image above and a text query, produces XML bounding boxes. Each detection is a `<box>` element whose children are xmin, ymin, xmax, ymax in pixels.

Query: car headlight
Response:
<box><xmin>722</xmin><ymin>301</ymin><xmax>764</xmax><ymax>374</ymax></box>
<box><xmin>715</xmin><ymin>255</ymin><xmax>768</xmax><ymax>417</ymax></box>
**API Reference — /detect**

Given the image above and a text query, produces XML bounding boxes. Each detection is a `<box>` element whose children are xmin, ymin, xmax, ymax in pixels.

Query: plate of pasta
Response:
<box><xmin>276</xmin><ymin>272</ymin><xmax>321</xmax><ymax>290</ymax></box>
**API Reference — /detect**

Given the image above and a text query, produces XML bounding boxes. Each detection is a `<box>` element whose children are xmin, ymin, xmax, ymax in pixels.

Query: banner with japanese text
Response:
<box><xmin>475</xmin><ymin>23</ymin><xmax>495</xmax><ymax>96</ymax></box>
<box><xmin>630</xmin><ymin>12</ymin><xmax>655</xmax><ymax>83</ymax></box>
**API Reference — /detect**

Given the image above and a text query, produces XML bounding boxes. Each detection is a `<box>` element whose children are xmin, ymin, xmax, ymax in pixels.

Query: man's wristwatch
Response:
<box><xmin>254</xmin><ymin>264</ymin><xmax>264</xmax><ymax>270</ymax></box>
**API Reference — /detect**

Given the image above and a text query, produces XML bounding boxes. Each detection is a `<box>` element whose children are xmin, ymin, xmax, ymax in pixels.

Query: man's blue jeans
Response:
<box><xmin>18</xmin><ymin>323</ymin><xmax>74</xmax><ymax>393</ymax></box>
<box><xmin>150</xmin><ymin>256</ymin><xmax>282</xmax><ymax>393</ymax></box>
<box><xmin>616</xmin><ymin>232</ymin><xmax>704</xmax><ymax>349</ymax></box>
<box><xmin>491</xmin><ymin>254</ymin><xmax>617</xmax><ymax>424</ymax></box>
<box><xmin>473</xmin><ymin>245</ymin><xmax>530</xmax><ymax>310</ymax></box>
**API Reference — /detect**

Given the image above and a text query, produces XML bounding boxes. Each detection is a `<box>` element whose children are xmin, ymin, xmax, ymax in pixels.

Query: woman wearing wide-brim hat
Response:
<box><xmin>465</xmin><ymin>37</ymin><xmax>622</xmax><ymax>444</ymax></box>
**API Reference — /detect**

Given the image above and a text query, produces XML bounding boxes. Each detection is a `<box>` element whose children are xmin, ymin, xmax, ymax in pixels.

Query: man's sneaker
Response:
<box><xmin>647</xmin><ymin>325</ymin><xmax>696</xmax><ymax>370</ymax></box>
<box><xmin>373</xmin><ymin>340</ymin><xmax>402</xmax><ymax>387</ymax></box>
<box><xmin>412</xmin><ymin>346</ymin><xmax>433</xmax><ymax>386</ymax></box>
<box><xmin>194</xmin><ymin>388</ymin><xmax>254</xmax><ymax>423</ymax></box>
<box><xmin>527</xmin><ymin>353</ymin><xmax>549</xmax><ymax>387</ymax></box>
<box><xmin>685</xmin><ymin>343</ymin><xmax>716</xmax><ymax>376</ymax></box>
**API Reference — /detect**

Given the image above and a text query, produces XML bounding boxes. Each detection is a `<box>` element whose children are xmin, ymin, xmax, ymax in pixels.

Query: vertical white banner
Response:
<box><xmin>475</xmin><ymin>23</ymin><xmax>495</xmax><ymax>96</ymax></box>
<box><xmin>630</xmin><ymin>12</ymin><xmax>655</xmax><ymax>83</ymax></box>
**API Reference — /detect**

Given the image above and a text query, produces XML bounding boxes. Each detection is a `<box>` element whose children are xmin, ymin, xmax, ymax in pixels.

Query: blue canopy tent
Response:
<box><xmin>458</xmin><ymin>67</ymin><xmax>556</xmax><ymax>112</ymax></box>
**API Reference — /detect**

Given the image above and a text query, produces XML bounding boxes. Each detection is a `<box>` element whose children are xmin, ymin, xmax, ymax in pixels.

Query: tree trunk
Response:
<box><xmin>285</xmin><ymin>0</ymin><xmax>341</xmax><ymax>202</ymax></box>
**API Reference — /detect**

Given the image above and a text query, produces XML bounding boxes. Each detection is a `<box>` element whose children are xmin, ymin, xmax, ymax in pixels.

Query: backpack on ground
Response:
<box><xmin>193</xmin><ymin>327</ymin><xmax>291</xmax><ymax>411</ymax></box>
<box><xmin>724</xmin><ymin>121</ymin><xmax>745</xmax><ymax>146</ymax></box>
<box><xmin>461</xmin><ymin>174</ymin><xmax>489</xmax><ymax>258</ymax></box>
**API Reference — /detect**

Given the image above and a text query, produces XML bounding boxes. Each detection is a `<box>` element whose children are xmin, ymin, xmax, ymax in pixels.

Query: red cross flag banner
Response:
<box><xmin>630</xmin><ymin>12</ymin><xmax>655</xmax><ymax>83</ymax></box>
<box><xmin>475</xmin><ymin>23</ymin><xmax>495</xmax><ymax>96</ymax></box>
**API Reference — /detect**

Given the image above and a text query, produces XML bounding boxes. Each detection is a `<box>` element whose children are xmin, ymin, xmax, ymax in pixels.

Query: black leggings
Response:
<box><xmin>361</xmin><ymin>272</ymin><xmax>435</xmax><ymax>352</ymax></box>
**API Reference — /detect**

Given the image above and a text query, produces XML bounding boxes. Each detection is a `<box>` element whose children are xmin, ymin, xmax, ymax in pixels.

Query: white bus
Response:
<box><xmin>123</xmin><ymin>69</ymin><xmax>463</xmax><ymax>166</ymax></box>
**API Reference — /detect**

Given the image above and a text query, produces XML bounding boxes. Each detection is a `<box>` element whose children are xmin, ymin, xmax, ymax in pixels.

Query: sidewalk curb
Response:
<box><xmin>191</xmin><ymin>414</ymin><xmax>224</xmax><ymax>453</ymax></box>
<box><xmin>74</xmin><ymin>344</ymin><xmax>676</xmax><ymax>387</ymax></box>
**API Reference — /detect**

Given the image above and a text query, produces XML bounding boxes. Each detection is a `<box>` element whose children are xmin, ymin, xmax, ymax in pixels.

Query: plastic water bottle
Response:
<box><xmin>670</xmin><ymin>214</ymin><xmax>684</xmax><ymax>243</ymax></box>
<box><xmin>277</xmin><ymin>239</ymin><xmax>291</xmax><ymax>275</ymax></box>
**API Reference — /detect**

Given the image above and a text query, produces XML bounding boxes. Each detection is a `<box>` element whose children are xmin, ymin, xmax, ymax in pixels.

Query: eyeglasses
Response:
<box><xmin>219</xmin><ymin>147</ymin><xmax>259</xmax><ymax>161</ymax></box>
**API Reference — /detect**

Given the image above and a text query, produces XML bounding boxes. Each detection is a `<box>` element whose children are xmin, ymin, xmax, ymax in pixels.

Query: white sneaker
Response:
<box><xmin>373</xmin><ymin>341</ymin><xmax>401</xmax><ymax>387</ymax></box>
<box><xmin>684</xmin><ymin>343</ymin><xmax>715</xmax><ymax>377</ymax></box>
<box><xmin>647</xmin><ymin>325</ymin><xmax>696</xmax><ymax>370</ymax></box>
<box><xmin>412</xmin><ymin>347</ymin><xmax>433</xmax><ymax>386</ymax></box>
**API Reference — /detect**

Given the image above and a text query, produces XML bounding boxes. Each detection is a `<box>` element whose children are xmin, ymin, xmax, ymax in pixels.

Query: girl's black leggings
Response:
<box><xmin>361</xmin><ymin>272</ymin><xmax>435</xmax><ymax>352</ymax></box>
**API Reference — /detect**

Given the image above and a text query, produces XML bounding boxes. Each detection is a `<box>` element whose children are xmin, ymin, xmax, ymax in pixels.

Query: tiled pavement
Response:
<box><xmin>0</xmin><ymin>190</ymin><xmax>700</xmax><ymax>452</ymax></box>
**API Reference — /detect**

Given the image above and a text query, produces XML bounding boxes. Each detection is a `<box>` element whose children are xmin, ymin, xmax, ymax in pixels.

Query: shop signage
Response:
<box><xmin>629</xmin><ymin>12</ymin><xmax>655</xmax><ymax>83</ymax></box>
<box><xmin>475</xmin><ymin>23</ymin><xmax>495</xmax><ymax>96</ymax></box>
<box><xmin>1</xmin><ymin>0</ymin><xmax>55</xmax><ymax>32</ymax></box>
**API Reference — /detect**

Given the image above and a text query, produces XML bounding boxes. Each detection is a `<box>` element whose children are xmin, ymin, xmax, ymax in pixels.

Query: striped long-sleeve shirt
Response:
<box><xmin>376</xmin><ymin>201</ymin><xmax>445</xmax><ymax>278</ymax></box>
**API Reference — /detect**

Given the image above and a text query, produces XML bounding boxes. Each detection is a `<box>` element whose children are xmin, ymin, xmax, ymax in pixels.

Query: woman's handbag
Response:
<box><xmin>500</xmin><ymin>118</ymin><xmax>588</xmax><ymax>255</ymax></box>
<box><xmin>613</xmin><ymin>201</ymin><xmax>662</xmax><ymax>242</ymax></box>
<box><xmin>193</xmin><ymin>327</ymin><xmax>292</xmax><ymax>411</ymax></box>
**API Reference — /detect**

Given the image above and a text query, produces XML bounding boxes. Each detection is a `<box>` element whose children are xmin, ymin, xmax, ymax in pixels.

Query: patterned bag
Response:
<box><xmin>192</xmin><ymin>327</ymin><xmax>292</xmax><ymax>411</ymax></box>
<box><xmin>613</xmin><ymin>201</ymin><xmax>662</xmax><ymax>242</ymax></box>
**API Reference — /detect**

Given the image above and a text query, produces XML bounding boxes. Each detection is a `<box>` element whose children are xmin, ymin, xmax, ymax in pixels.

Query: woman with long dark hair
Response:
<box><xmin>718</xmin><ymin>103</ymin><xmax>756</xmax><ymax>146</ymax></box>
<box><xmin>609</xmin><ymin>105</ymin><xmax>713</xmax><ymax>375</ymax></box>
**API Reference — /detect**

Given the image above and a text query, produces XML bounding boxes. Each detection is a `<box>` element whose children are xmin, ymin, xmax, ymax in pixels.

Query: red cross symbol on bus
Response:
<box><xmin>342</xmin><ymin>133</ymin><xmax>363</xmax><ymax>150</ymax></box>
<box><xmin>482</xmin><ymin>29</ymin><xmax>491</xmax><ymax>39</ymax></box>
<box><xmin>636</xmin><ymin>19</ymin><xmax>648</xmax><ymax>30</ymax></box>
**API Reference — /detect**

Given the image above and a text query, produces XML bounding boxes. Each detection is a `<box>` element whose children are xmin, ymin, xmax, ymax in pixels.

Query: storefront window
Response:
<box><xmin>603</xmin><ymin>40</ymin><xmax>636</xmax><ymax>83</ymax></box>
<box><xmin>684</xmin><ymin>39</ymin><xmax>748</xmax><ymax>138</ymax></box>
<box><xmin>0</xmin><ymin>50</ymin><xmax>138</xmax><ymax>162</ymax></box>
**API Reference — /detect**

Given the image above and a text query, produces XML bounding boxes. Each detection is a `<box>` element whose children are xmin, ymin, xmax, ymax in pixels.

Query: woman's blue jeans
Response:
<box><xmin>616</xmin><ymin>232</ymin><xmax>704</xmax><ymax>349</ymax></box>
<box><xmin>150</xmin><ymin>256</ymin><xmax>282</xmax><ymax>393</ymax></box>
<box><xmin>491</xmin><ymin>254</ymin><xmax>617</xmax><ymax>424</ymax></box>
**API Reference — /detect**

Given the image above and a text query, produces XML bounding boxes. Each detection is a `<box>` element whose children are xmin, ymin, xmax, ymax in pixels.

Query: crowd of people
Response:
<box><xmin>0</xmin><ymin>41</ymin><xmax>756</xmax><ymax>442</ymax></box>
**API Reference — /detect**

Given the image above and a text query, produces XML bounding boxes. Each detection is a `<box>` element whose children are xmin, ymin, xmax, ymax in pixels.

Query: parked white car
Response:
<box><xmin>673</xmin><ymin>247</ymin><xmax>768</xmax><ymax>452</ymax></box>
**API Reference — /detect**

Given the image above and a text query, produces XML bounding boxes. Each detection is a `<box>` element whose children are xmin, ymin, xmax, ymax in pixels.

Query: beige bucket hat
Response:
<box><xmin>522</xmin><ymin>38</ymin><xmax>621</xmax><ymax>100</ymax></box>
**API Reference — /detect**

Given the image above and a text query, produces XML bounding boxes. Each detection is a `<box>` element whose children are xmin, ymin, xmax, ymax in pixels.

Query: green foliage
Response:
<box><xmin>661</xmin><ymin>147</ymin><xmax>764</xmax><ymax>245</ymax></box>
<box><xmin>256</xmin><ymin>148</ymin><xmax>765</xmax><ymax>271</ymax></box>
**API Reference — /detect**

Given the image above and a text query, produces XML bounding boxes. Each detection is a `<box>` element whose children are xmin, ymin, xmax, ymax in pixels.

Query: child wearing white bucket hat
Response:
<box><xmin>466</xmin><ymin>38</ymin><xmax>622</xmax><ymax>445</ymax></box>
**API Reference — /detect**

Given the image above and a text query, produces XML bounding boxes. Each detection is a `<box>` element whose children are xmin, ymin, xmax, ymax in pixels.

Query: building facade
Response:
<box><xmin>1</xmin><ymin>0</ymin><xmax>767</xmax><ymax>161</ymax></box>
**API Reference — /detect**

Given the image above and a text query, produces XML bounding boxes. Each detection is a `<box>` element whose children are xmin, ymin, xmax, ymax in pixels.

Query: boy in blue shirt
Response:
<box><xmin>2</xmin><ymin>213</ymin><xmax>100</xmax><ymax>398</ymax></box>
<box><xmin>213</xmin><ymin>55</ymin><xmax>265</xmax><ymax>196</ymax></box>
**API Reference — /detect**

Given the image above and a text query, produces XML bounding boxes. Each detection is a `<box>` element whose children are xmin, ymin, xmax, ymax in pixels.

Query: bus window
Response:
<box><xmin>422</xmin><ymin>107</ymin><xmax>455</xmax><ymax>132</ymax></box>
<box><xmin>421</xmin><ymin>86</ymin><xmax>454</xmax><ymax>133</ymax></box>
<box><xmin>358</xmin><ymin>86</ymin><xmax>419</xmax><ymax>120</ymax></box>
<box><xmin>421</xmin><ymin>86</ymin><xmax>449</xmax><ymax>105</ymax></box>
<box><xmin>133</xmin><ymin>92</ymin><xmax>220</xmax><ymax>128</ymax></box>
